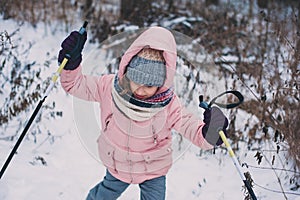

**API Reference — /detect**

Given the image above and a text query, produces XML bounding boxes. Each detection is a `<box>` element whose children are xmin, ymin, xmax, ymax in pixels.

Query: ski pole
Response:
<box><xmin>219</xmin><ymin>130</ymin><xmax>257</xmax><ymax>200</ymax></box>
<box><xmin>0</xmin><ymin>21</ymin><xmax>88</xmax><ymax>179</ymax></box>
<box><xmin>199</xmin><ymin>91</ymin><xmax>257</xmax><ymax>200</ymax></box>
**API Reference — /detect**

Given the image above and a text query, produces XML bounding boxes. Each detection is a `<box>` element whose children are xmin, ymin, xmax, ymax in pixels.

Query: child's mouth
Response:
<box><xmin>134</xmin><ymin>93</ymin><xmax>146</xmax><ymax>99</ymax></box>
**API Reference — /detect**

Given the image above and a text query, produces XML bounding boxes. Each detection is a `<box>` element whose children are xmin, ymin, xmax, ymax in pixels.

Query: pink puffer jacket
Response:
<box><xmin>60</xmin><ymin>27</ymin><xmax>213</xmax><ymax>184</ymax></box>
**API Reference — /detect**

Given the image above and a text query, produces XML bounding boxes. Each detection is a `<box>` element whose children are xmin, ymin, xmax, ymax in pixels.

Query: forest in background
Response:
<box><xmin>1</xmin><ymin>0</ymin><xmax>299</xmax><ymax>194</ymax></box>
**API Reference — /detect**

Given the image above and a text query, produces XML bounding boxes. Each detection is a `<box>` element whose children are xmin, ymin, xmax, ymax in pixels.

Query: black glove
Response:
<box><xmin>202</xmin><ymin>106</ymin><xmax>229</xmax><ymax>146</ymax></box>
<box><xmin>58</xmin><ymin>31</ymin><xmax>87</xmax><ymax>70</ymax></box>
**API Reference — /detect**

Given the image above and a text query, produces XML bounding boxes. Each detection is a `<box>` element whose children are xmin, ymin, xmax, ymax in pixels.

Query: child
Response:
<box><xmin>58</xmin><ymin>26</ymin><xmax>228</xmax><ymax>200</ymax></box>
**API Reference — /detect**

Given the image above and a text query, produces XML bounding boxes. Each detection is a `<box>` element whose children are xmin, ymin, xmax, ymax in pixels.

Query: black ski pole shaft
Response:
<box><xmin>0</xmin><ymin>97</ymin><xmax>45</xmax><ymax>179</ymax></box>
<box><xmin>0</xmin><ymin>21</ymin><xmax>88</xmax><ymax>179</ymax></box>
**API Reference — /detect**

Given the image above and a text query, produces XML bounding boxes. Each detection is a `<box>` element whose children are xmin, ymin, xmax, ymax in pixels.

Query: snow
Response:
<box><xmin>0</xmin><ymin>18</ymin><xmax>299</xmax><ymax>200</ymax></box>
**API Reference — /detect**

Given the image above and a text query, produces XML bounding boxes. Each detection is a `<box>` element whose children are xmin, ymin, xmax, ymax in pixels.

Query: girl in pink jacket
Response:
<box><xmin>58</xmin><ymin>26</ymin><xmax>228</xmax><ymax>200</ymax></box>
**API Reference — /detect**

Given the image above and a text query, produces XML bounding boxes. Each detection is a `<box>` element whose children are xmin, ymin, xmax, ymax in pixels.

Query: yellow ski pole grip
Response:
<box><xmin>219</xmin><ymin>130</ymin><xmax>235</xmax><ymax>157</ymax></box>
<box><xmin>52</xmin><ymin>57</ymin><xmax>69</xmax><ymax>82</ymax></box>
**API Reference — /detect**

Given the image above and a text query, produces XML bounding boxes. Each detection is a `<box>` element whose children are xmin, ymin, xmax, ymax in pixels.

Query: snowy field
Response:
<box><xmin>0</xmin><ymin>19</ymin><xmax>299</xmax><ymax>200</ymax></box>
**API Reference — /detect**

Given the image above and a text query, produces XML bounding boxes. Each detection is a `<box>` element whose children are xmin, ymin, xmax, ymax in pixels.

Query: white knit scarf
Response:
<box><xmin>111</xmin><ymin>82</ymin><xmax>164</xmax><ymax>121</ymax></box>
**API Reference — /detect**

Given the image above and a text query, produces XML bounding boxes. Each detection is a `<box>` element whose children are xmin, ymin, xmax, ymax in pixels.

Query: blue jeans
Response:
<box><xmin>86</xmin><ymin>170</ymin><xmax>166</xmax><ymax>200</ymax></box>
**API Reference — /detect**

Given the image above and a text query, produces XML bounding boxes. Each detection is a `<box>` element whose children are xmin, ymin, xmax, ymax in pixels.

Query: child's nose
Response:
<box><xmin>135</xmin><ymin>87</ymin><xmax>146</xmax><ymax>95</ymax></box>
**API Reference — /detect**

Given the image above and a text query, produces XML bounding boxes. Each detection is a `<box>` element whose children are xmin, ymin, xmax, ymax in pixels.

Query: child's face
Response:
<box><xmin>129</xmin><ymin>81</ymin><xmax>158</xmax><ymax>100</ymax></box>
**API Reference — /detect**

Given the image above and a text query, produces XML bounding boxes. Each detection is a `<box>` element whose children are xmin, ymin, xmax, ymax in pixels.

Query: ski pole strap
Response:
<box><xmin>199</xmin><ymin>90</ymin><xmax>244</xmax><ymax>110</ymax></box>
<box><xmin>209</xmin><ymin>90</ymin><xmax>244</xmax><ymax>109</ymax></box>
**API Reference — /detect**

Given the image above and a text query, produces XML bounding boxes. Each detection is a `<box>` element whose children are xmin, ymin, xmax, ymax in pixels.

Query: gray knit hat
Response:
<box><xmin>126</xmin><ymin>48</ymin><xmax>166</xmax><ymax>87</ymax></box>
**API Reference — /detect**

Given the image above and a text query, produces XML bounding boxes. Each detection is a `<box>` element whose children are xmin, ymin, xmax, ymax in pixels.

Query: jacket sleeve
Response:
<box><xmin>167</xmin><ymin>96</ymin><xmax>213</xmax><ymax>150</ymax></box>
<box><xmin>60</xmin><ymin>66</ymin><xmax>110</xmax><ymax>102</ymax></box>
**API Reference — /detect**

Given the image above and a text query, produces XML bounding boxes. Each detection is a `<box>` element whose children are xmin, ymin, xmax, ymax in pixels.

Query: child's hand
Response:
<box><xmin>202</xmin><ymin>107</ymin><xmax>229</xmax><ymax>146</ymax></box>
<box><xmin>58</xmin><ymin>31</ymin><xmax>87</xmax><ymax>70</ymax></box>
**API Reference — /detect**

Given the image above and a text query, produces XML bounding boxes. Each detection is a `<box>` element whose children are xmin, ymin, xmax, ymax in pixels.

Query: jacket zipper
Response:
<box><xmin>127</xmin><ymin>120</ymin><xmax>133</xmax><ymax>183</ymax></box>
<box><xmin>152</xmin><ymin>125</ymin><xmax>158</xmax><ymax>144</ymax></box>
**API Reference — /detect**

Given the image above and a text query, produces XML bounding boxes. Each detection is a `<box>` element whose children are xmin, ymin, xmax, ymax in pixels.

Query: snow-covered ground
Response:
<box><xmin>0</xmin><ymin>19</ymin><xmax>299</xmax><ymax>200</ymax></box>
